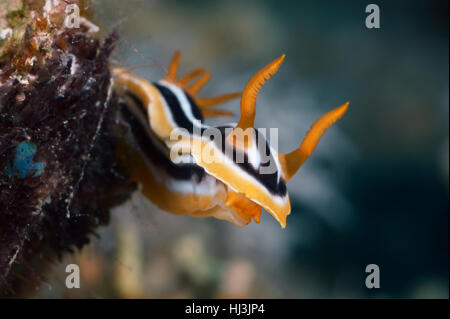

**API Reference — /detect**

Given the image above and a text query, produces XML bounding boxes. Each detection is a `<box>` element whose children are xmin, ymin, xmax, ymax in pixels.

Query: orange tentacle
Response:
<box><xmin>236</xmin><ymin>54</ymin><xmax>285</xmax><ymax>130</ymax></box>
<box><xmin>279</xmin><ymin>102</ymin><xmax>349</xmax><ymax>181</ymax></box>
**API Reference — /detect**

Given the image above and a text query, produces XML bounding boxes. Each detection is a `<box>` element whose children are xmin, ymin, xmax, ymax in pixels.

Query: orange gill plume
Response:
<box><xmin>163</xmin><ymin>51</ymin><xmax>241</xmax><ymax>117</ymax></box>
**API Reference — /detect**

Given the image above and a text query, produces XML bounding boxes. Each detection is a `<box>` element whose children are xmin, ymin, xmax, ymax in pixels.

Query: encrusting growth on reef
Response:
<box><xmin>0</xmin><ymin>0</ymin><xmax>135</xmax><ymax>296</ymax></box>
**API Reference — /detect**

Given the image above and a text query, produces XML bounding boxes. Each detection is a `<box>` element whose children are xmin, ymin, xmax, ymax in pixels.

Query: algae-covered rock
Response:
<box><xmin>0</xmin><ymin>0</ymin><xmax>134</xmax><ymax>296</ymax></box>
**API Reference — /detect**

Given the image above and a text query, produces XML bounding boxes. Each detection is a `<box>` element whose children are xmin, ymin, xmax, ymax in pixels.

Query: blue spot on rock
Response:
<box><xmin>5</xmin><ymin>141</ymin><xmax>45</xmax><ymax>179</ymax></box>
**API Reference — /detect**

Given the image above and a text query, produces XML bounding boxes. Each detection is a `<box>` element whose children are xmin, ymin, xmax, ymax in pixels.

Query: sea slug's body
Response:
<box><xmin>118</xmin><ymin>88</ymin><xmax>260</xmax><ymax>226</ymax></box>
<box><xmin>114</xmin><ymin>52</ymin><xmax>348</xmax><ymax>228</ymax></box>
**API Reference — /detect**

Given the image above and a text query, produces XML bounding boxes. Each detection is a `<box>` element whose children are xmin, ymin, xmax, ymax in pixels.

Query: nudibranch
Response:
<box><xmin>116</xmin><ymin>92</ymin><xmax>261</xmax><ymax>227</ymax></box>
<box><xmin>113</xmin><ymin>52</ymin><xmax>348</xmax><ymax>228</ymax></box>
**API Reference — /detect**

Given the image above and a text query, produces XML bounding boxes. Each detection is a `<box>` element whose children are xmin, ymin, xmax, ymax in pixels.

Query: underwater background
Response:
<box><xmin>31</xmin><ymin>0</ymin><xmax>448</xmax><ymax>298</ymax></box>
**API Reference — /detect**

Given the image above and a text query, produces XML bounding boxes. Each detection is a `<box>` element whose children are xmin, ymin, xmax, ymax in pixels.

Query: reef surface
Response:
<box><xmin>0</xmin><ymin>0</ymin><xmax>134</xmax><ymax>296</ymax></box>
